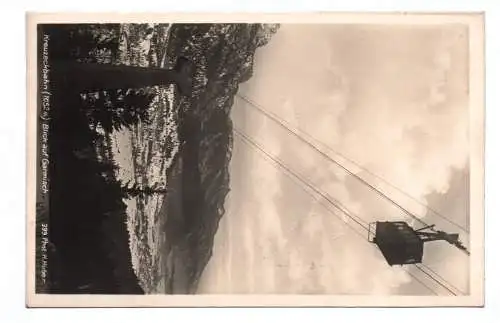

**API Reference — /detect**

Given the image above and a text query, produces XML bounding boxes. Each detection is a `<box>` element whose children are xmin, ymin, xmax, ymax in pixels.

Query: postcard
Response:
<box><xmin>26</xmin><ymin>12</ymin><xmax>484</xmax><ymax>307</ymax></box>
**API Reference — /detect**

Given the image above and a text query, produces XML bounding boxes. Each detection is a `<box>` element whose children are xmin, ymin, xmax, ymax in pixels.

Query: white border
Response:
<box><xmin>24</xmin><ymin>12</ymin><xmax>484</xmax><ymax>308</ymax></box>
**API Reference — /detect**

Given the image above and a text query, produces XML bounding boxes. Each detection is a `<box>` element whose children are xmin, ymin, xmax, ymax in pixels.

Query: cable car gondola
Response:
<box><xmin>368</xmin><ymin>221</ymin><xmax>467</xmax><ymax>266</ymax></box>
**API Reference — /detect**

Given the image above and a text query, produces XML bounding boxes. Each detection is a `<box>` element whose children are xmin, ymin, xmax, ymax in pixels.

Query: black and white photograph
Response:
<box><xmin>26</xmin><ymin>13</ymin><xmax>484</xmax><ymax>307</ymax></box>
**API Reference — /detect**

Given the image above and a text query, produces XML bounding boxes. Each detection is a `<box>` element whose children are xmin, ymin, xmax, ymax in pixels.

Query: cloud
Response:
<box><xmin>198</xmin><ymin>24</ymin><xmax>470</xmax><ymax>295</ymax></box>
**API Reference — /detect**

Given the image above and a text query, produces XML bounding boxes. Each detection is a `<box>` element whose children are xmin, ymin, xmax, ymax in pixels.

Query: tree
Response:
<box><xmin>119</xmin><ymin>181</ymin><xmax>168</xmax><ymax>198</ymax></box>
<box><xmin>52</xmin><ymin>57</ymin><xmax>193</xmax><ymax>96</ymax></box>
<box><xmin>49</xmin><ymin>24</ymin><xmax>193</xmax><ymax>95</ymax></box>
<box><xmin>47</xmin><ymin>24</ymin><xmax>120</xmax><ymax>63</ymax></box>
<box><xmin>83</xmin><ymin>89</ymin><xmax>154</xmax><ymax>133</ymax></box>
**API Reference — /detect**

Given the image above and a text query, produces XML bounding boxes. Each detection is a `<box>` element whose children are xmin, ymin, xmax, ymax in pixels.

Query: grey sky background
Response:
<box><xmin>197</xmin><ymin>24</ymin><xmax>470</xmax><ymax>295</ymax></box>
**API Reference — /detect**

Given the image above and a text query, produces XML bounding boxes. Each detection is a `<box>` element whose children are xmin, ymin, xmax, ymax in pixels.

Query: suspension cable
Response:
<box><xmin>240</xmin><ymin>95</ymin><xmax>469</xmax><ymax>235</ymax></box>
<box><xmin>414</xmin><ymin>264</ymin><xmax>460</xmax><ymax>296</ymax></box>
<box><xmin>234</xmin><ymin>128</ymin><xmax>368</xmax><ymax>233</ymax></box>
<box><xmin>416</xmin><ymin>263</ymin><xmax>466</xmax><ymax>295</ymax></box>
<box><xmin>236</xmin><ymin>94</ymin><xmax>427</xmax><ymax>227</ymax></box>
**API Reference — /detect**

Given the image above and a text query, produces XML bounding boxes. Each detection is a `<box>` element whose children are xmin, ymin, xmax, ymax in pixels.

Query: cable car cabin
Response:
<box><xmin>368</xmin><ymin>221</ymin><xmax>466</xmax><ymax>266</ymax></box>
<box><xmin>368</xmin><ymin>221</ymin><xmax>423</xmax><ymax>266</ymax></box>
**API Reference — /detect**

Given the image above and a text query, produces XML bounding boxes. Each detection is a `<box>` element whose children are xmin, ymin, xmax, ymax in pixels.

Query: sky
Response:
<box><xmin>197</xmin><ymin>23</ymin><xmax>470</xmax><ymax>295</ymax></box>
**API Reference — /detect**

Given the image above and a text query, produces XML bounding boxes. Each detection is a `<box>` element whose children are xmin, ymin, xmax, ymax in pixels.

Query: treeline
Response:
<box><xmin>42</xmin><ymin>24</ymin><xmax>169</xmax><ymax>294</ymax></box>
